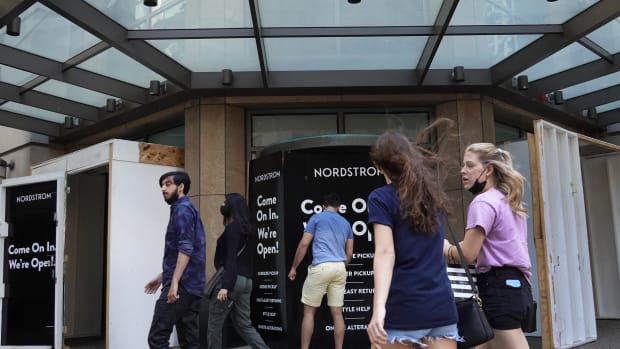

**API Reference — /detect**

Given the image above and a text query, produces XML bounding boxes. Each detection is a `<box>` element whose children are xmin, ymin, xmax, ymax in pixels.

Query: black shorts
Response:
<box><xmin>477</xmin><ymin>266</ymin><xmax>535</xmax><ymax>331</ymax></box>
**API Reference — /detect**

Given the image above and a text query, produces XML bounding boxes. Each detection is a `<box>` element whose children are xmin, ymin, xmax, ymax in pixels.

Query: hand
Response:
<box><xmin>443</xmin><ymin>239</ymin><xmax>451</xmax><ymax>256</ymax></box>
<box><xmin>144</xmin><ymin>274</ymin><xmax>162</xmax><ymax>294</ymax></box>
<box><xmin>217</xmin><ymin>288</ymin><xmax>229</xmax><ymax>302</ymax></box>
<box><xmin>167</xmin><ymin>282</ymin><xmax>180</xmax><ymax>303</ymax></box>
<box><xmin>367</xmin><ymin>307</ymin><xmax>388</xmax><ymax>347</ymax></box>
<box><xmin>288</xmin><ymin>267</ymin><xmax>296</xmax><ymax>281</ymax></box>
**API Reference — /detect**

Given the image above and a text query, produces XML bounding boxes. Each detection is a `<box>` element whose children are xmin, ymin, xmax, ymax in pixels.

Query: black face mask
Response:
<box><xmin>220</xmin><ymin>204</ymin><xmax>230</xmax><ymax>217</ymax></box>
<box><xmin>468</xmin><ymin>169</ymin><xmax>487</xmax><ymax>196</ymax></box>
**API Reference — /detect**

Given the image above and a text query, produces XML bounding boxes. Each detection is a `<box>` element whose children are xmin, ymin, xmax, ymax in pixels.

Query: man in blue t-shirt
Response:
<box><xmin>144</xmin><ymin>171</ymin><xmax>206</xmax><ymax>349</ymax></box>
<box><xmin>288</xmin><ymin>193</ymin><xmax>354</xmax><ymax>349</ymax></box>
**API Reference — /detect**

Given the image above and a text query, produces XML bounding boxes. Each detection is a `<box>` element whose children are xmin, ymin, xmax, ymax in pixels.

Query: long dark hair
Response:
<box><xmin>222</xmin><ymin>193</ymin><xmax>255</xmax><ymax>239</ymax></box>
<box><xmin>369</xmin><ymin>122</ymin><xmax>452</xmax><ymax>233</ymax></box>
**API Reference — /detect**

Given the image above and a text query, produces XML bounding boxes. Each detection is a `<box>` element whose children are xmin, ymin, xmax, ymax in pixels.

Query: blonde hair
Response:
<box><xmin>465</xmin><ymin>143</ymin><xmax>527</xmax><ymax>217</ymax></box>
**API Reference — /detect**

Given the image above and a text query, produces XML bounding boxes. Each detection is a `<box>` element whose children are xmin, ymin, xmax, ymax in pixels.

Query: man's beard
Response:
<box><xmin>165</xmin><ymin>191</ymin><xmax>179</xmax><ymax>204</ymax></box>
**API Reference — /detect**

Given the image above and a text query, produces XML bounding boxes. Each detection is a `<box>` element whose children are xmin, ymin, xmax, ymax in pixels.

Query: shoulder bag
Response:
<box><xmin>204</xmin><ymin>240</ymin><xmax>247</xmax><ymax>298</ymax></box>
<box><xmin>445</xmin><ymin>219</ymin><xmax>494</xmax><ymax>349</ymax></box>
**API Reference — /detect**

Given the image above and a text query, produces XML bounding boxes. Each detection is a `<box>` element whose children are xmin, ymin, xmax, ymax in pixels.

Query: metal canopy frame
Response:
<box><xmin>0</xmin><ymin>0</ymin><xmax>619</xmax><ymax>141</ymax></box>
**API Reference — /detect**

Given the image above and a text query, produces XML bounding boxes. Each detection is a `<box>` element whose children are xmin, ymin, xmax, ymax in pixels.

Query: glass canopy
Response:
<box><xmin>0</xmin><ymin>0</ymin><xmax>618</xmax><ymax>138</ymax></box>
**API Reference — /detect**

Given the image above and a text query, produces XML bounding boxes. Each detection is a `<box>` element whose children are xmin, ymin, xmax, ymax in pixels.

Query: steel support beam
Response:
<box><xmin>416</xmin><ymin>0</ymin><xmax>459</xmax><ymax>84</ymax></box>
<box><xmin>0</xmin><ymin>44</ymin><xmax>148</xmax><ymax>104</ymax></box>
<box><xmin>565</xmin><ymin>84</ymin><xmax>620</xmax><ymax>111</ymax></box>
<box><xmin>0</xmin><ymin>109</ymin><xmax>60</xmax><ymax>137</ymax></box>
<box><xmin>599</xmin><ymin>108</ymin><xmax>620</xmax><ymax>126</ymax></box>
<box><xmin>527</xmin><ymin>53</ymin><xmax>620</xmax><ymax>96</ymax></box>
<box><xmin>0</xmin><ymin>81</ymin><xmax>101</xmax><ymax>121</ymax></box>
<box><xmin>0</xmin><ymin>0</ymin><xmax>35</xmax><ymax>28</ymax></box>
<box><xmin>248</xmin><ymin>0</ymin><xmax>268</xmax><ymax>88</ymax></box>
<box><xmin>578</xmin><ymin>37</ymin><xmax>614</xmax><ymax>63</ymax></box>
<box><xmin>126</xmin><ymin>24</ymin><xmax>563</xmax><ymax>40</ymax></box>
<box><xmin>491</xmin><ymin>0</ymin><xmax>620</xmax><ymax>84</ymax></box>
<box><xmin>40</xmin><ymin>0</ymin><xmax>191</xmax><ymax>89</ymax></box>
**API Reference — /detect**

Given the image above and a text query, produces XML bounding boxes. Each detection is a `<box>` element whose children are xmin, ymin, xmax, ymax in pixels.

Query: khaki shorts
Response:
<box><xmin>301</xmin><ymin>261</ymin><xmax>347</xmax><ymax>307</ymax></box>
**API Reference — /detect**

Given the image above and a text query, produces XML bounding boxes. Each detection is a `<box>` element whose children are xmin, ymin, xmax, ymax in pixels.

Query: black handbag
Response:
<box><xmin>204</xmin><ymin>266</ymin><xmax>224</xmax><ymax>298</ymax></box>
<box><xmin>204</xmin><ymin>241</ymin><xmax>247</xmax><ymax>298</ymax></box>
<box><xmin>446</xmin><ymin>219</ymin><xmax>494</xmax><ymax>349</ymax></box>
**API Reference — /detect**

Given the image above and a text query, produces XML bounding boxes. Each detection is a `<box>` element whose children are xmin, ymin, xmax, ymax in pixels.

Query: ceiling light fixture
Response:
<box><xmin>149</xmin><ymin>80</ymin><xmax>167</xmax><ymax>96</ymax></box>
<box><xmin>106</xmin><ymin>98</ymin><xmax>122</xmax><ymax>112</ymax></box>
<box><xmin>348</xmin><ymin>0</ymin><xmax>362</xmax><ymax>4</ymax></box>
<box><xmin>144</xmin><ymin>0</ymin><xmax>158</xmax><ymax>7</ymax></box>
<box><xmin>513</xmin><ymin>75</ymin><xmax>528</xmax><ymax>90</ymax></box>
<box><xmin>64</xmin><ymin>116</ymin><xmax>80</xmax><ymax>129</ymax></box>
<box><xmin>7</xmin><ymin>17</ymin><xmax>21</xmax><ymax>36</ymax></box>
<box><xmin>222</xmin><ymin>69</ymin><xmax>234</xmax><ymax>86</ymax></box>
<box><xmin>451</xmin><ymin>66</ymin><xmax>465</xmax><ymax>82</ymax></box>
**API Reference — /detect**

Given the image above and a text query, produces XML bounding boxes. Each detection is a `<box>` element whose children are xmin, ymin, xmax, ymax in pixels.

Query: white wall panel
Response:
<box><xmin>535</xmin><ymin>121</ymin><xmax>597</xmax><ymax>348</ymax></box>
<box><xmin>107</xmin><ymin>159</ymin><xmax>181</xmax><ymax>349</ymax></box>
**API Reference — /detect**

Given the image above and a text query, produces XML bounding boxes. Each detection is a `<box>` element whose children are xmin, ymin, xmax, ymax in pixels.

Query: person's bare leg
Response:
<box><xmin>329</xmin><ymin>306</ymin><xmax>345</xmax><ymax>349</ymax></box>
<box><xmin>424</xmin><ymin>336</ymin><xmax>456</xmax><ymax>349</ymax></box>
<box><xmin>477</xmin><ymin>329</ymin><xmax>529</xmax><ymax>349</ymax></box>
<box><xmin>301</xmin><ymin>305</ymin><xmax>317</xmax><ymax>349</ymax></box>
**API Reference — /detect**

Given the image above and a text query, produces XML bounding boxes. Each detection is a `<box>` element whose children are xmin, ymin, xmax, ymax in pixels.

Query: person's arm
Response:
<box><xmin>168</xmin><ymin>204</ymin><xmax>196</xmax><ymax>303</ymax></box>
<box><xmin>345</xmin><ymin>238</ymin><xmax>354</xmax><ymax>266</ymax></box>
<box><xmin>443</xmin><ymin>227</ymin><xmax>485</xmax><ymax>264</ymax></box>
<box><xmin>367</xmin><ymin>223</ymin><xmax>394</xmax><ymax>346</ymax></box>
<box><xmin>168</xmin><ymin>253</ymin><xmax>190</xmax><ymax>303</ymax></box>
<box><xmin>144</xmin><ymin>273</ymin><xmax>163</xmax><ymax>294</ymax></box>
<box><xmin>217</xmin><ymin>224</ymin><xmax>241</xmax><ymax>302</ymax></box>
<box><xmin>288</xmin><ymin>232</ymin><xmax>314</xmax><ymax>281</ymax></box>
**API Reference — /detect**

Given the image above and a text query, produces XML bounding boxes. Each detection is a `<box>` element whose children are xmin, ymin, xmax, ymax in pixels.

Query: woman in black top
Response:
<box><xmin>207</xmin><ymin>193</ymin><xmax>269</xmax><ymax>349</ymax></box>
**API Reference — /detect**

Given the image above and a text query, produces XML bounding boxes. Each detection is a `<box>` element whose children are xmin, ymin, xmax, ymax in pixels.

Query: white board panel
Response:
<box><xmin>535</xmin><ymin>121</ymin><xmax>597</xmax><ymax>348</ymax></box>
<box><xmin>108</xmin><ymin>160</ymin><xmax>181</xmax><ymax>349</ymax></box>
<box><xmin>111</xmin><ymin>139</ymin><xmax>140</xmax><ymax>162</ymax></box>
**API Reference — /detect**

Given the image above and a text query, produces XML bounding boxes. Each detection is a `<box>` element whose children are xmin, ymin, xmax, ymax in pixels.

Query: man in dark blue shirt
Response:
<box><xmin>145</xmin><ymin>171</ymin><xmax>206</xmax><ymax>349</ymax></box>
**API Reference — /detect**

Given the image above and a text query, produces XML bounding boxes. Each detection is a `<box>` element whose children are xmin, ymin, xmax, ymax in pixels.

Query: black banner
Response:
<box><xmin>249</xmin><ymin>152</ymin><xmax>288</xmax><ymax>344</ymax></box>
<box><xmin>250</xmin><ymin>146</ymin><xmax>384</xmax><ymax>349</ymax></box>
<box><xmin>2</xmin><ymin>181</ymin><xmax>57</xmax><ymax>345</ymax></box>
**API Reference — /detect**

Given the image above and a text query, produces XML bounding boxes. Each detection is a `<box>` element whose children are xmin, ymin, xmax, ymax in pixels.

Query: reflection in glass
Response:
<box><xmin>34</xmin><ymin>80</ymin><xmax>116</xmax><ymax>107</ymax></box>
<box><xmin>85</xmin><ymin>0</ymin><xmax>251</xmax><ymax>29</ymax></box>
<box><xmin>0</xmin><ymin>3</ymin><xmax>100</xmax><ymax>62</ymax></box>
<box><xmin>0</xmin><ymin>65</ymin><xmax>37</xmax><ymax>86</ymax></box>
<box><xmin>146</xmin><ymin>125</ymin><xmax>185</xmax><ymax>147</ymax></box>
<box><xmin>265</xmin><ymin>37</ymin><xmax>427</xmax><ymax>71</ymax></box>
<box><xmin>252</xmin><ymin>114</ymin><xmax>337</xmax><ymax>147</ymax></box>
<box><xmin>519</xmin><ymin>43</ymin><xmax>599</xmax><ymax>82</ymax></box>
<box><xmin>451</xmin><ymin>0</ymin><xmax>599</xmax><ymax>25</ymax></box>
<box><xmin>259</xmin><ymin>0</ymin><xmax>441</xmax><ymax>27</ymax></box>
<box><xmin>148</xmin><ymin>39</ymin><xmax>259</xmax><ymax>72</ymax></box>
<box><xmin>0</xmin><ymin>102</ymin><xmax>65</xmax><ymax>123</ymax></box>
<box><xmin>78</xmin><ymin>48</ymin><xmax>164</xmax><ymax>87</ymax></box>
<box><xmin>563</xmin><ymin>71</ymin><xmax>620</xmax><ymax>99</ymax></box>
<box><xmin>432</xmin><ymin>35</ymin><xmax>540</xmax><ymax>68</ymax></box>
<box><xmin>344</xmin><ymin>113</ymin><xmax>429</xmax><ymax>142</ymax></box>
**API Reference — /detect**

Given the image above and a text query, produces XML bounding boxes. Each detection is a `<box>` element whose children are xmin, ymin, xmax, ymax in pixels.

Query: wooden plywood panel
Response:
<box><xmin>529</xmin><ymin>132</ymin><xmax>553</xmax><ymax>349</ymax></box>
<box><xmin>139</xmin><ymin>142</ymin><xmax>184</xmax><ymax>167</ymax></box>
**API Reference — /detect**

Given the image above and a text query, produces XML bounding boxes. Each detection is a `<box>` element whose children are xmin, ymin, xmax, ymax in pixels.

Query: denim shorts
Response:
<box><xmin>385</xmin><ymin>323</ymin><xmax>461</xmax><ymax>347</ymax></box>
